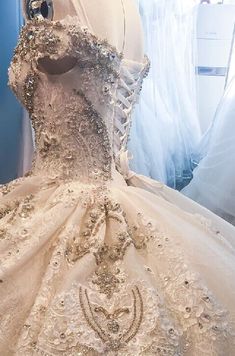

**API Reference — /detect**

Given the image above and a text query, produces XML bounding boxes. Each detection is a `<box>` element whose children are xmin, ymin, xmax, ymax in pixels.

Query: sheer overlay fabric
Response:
<box><xmin>182</xmin><ymin>75</ymin><xmax>235</xmax><ymax>225</ymax></box>
<box><xmin>129</xmin><ymin>0</ymin><xmax>201</xmax><ymax>189</ymax></box>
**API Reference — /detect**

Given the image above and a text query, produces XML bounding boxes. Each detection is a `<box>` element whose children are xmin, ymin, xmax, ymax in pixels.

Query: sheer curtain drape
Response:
<box><xmin>130</xmin><ymin>0</ymin><xmax>201</xmax><ymax>189</ymax></box>
<box><xmin>181</xmin><ymin>2</ymin><xmax>235</xmax><ymax>224</ymax></box>
<box><xmin>182</xmin><ymin>73</ymin><xmax>235</xmax><ymax>225</ymax></box>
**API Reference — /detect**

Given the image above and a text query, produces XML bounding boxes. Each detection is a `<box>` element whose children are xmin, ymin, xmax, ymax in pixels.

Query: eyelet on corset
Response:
<box><xmin>26</xmin><ymin>0</ymin><xmax>54</xmax><ymax>21</ymax></box>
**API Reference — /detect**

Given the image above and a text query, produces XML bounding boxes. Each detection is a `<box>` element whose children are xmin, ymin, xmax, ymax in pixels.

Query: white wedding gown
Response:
<box><xmin>182</xmin><ymin>75</ymin><xmax>235</xmax><ymax>225</ymax></box>
<box><xmin>0</xmin><ymin>2</ymin><xmax>235</xmax><ymax>355</ymax></box>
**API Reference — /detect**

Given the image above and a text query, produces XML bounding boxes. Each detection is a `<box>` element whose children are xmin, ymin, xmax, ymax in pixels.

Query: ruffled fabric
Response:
<box><xmin>0</xmin><ymin>176</ymin><xmax>235</xmax><ymax>355</ymax></box>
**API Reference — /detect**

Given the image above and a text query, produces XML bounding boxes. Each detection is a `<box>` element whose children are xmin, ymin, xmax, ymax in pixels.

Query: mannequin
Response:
<box><xmin>68</xmin><ymin>0</ymin><xmax>144</xmax><ymax>61</ymax></box>
<box><xmin>25</xmin><ymin>0</ymin><xmax>145</xmax><ymax>74</ymax></box>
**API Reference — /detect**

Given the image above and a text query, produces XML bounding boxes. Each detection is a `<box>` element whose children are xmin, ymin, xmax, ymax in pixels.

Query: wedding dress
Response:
<box><xmin>182</xmin><ymin>74</ymin><xmax>235</xmax><ymax>225</ymax></box>
<box><xmin>1</xmin><ymin>1</ymin><xmax>235</xmax><ymax>355</ymax></box>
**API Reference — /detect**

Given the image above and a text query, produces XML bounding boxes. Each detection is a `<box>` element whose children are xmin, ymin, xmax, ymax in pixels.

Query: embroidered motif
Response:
<box><xmin>79</xmin><ymin>285</ymin><xmax>144</xmax><ymax>352</ymax></box>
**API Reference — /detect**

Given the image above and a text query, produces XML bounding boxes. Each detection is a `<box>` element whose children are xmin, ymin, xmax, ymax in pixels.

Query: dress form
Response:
<box><xmin>23</xmin><ymin>0</ymin><xmax>144</xmax><ymax>75</ymax></box>
<box><xmin>58</xmin><ymin>0</ymin><xmax>144</xmax><ymax>62</ymax></box>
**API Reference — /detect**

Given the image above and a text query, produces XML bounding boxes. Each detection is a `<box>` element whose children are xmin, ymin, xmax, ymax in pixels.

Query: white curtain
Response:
<box><xmin>129</xmin><ymin>0</ymin><xmax>201</xmax><ymax>189</ymax></box>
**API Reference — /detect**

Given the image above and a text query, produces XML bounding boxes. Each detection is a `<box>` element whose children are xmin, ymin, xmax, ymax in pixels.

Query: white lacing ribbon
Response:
<box><xmin>114</xmin><ymin>58</ymin><xmax>150</xmax><ymax>180</ymax></box>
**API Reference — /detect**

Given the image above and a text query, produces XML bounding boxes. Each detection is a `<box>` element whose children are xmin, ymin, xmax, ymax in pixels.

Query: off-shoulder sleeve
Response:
<box><xmin>8</xmin><ymin>17</ymin><xmax>121</xmax><ymax>111</ymax></box>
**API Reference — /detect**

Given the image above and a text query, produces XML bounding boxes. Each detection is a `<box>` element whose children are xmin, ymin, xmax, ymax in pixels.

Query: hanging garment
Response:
<box><xmin>182</xmin><ymin>75</ymin><xmax>235</xmax><ymax>225</ymax></box>
<box><xmin>129</xmin><ymin>0</ymin><xmax>201</xmax><ymax>189</ymax></box>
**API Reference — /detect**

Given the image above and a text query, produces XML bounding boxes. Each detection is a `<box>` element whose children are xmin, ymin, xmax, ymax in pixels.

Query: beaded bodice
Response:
<box><xmin>9</xmin><ymin>16</ymin><xmax>150</xmax><ymax>183</ymax></box>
